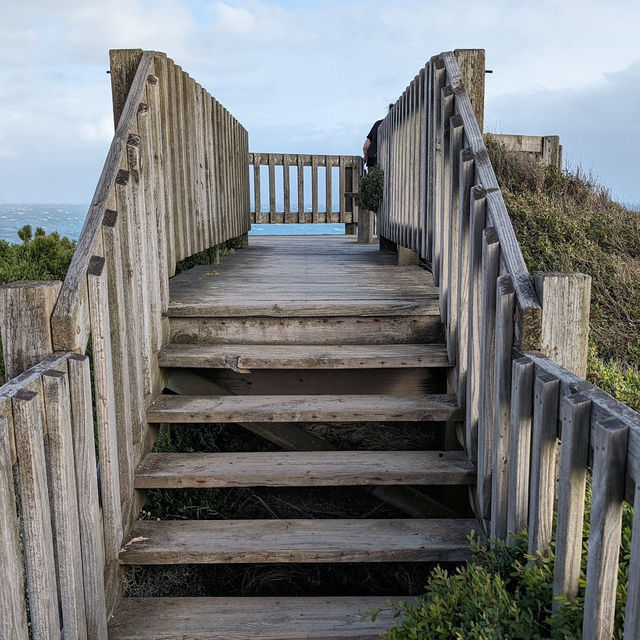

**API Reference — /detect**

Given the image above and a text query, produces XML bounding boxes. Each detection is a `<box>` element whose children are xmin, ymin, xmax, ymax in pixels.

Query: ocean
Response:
<box><xmin>0</xmin><ymin>203</ymin><xmax>344</xmax><ymax>244</ymax></box>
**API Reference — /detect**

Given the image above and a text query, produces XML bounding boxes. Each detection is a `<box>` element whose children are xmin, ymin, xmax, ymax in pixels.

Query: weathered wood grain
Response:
<box><xmin>67</xmin><ymin>355</ymin><xmax>109</xmax><ymax>637</ymax></box>
<box><xmin>553</xmin><ymin>392</ymin><xmax>591</xmax><ymax>607</ymax></box>
<box><xmin>535</xmin><ymin>272</ymin><xmax>591</xmax><ymax>378</ymax></box>
<box><xmin>159</xmin><ymin>343</ymin><xmax>450</xmax><ymax>370</ymax></box>
<box><xmin>623</xmin><ymin>483</ymin><xmax>640</xmax><ymax>639</ymax></box>
<box><xmin>147</xmin><ymin>393</ymin><xmax>462</xmax><ymax>424</ymax></box>
<box><xmin>12</xmin><ymin>389</ymin><xmax>60</xmax><ymax>639</ymax></box>
<box><xmin>455</xmin><ymin>148</ymin><xmax>475</xmax><ymax>417</ymax></box>
<box><xmin>490</xmin><ymin>275</ymin><xmax>515</xmax><ymax>540</ymax></box>
<box><xmin>465</xmin><ymin>187</ymin><xmax>486</xmax><ymax>464</ymax></box>
<box><xmin>0</xmin><ymin>280</ymin><xmax>60</xmax><ymax>380</ymax></box>
<box><xmin>135</xmin><ymin>450</ymin><xmax>475</xmax><ymax>488</ymax></box>
<box><xmin>108</xmin><ymin>595</ymin><xmax>409</xmax><ymax>640</ymax></box>
<box><xmin>86</xmin><ymin>256</ymin><xmax>123</xmax><ymax>611</ymax></box>
<box><xmin>506</xmin><ymin>357</ymin><xmax>534</xmax><ymax>540</ymax></box>
<box><xmin>476</xmin><ymin>227</ymin><xmax>500</xmax><ymax>518</ymax></box>
<box><xmin>119</xmin><ymin>519</ymin><xmax>475</xmax><ymax>564</ymax></box>
<box><xmin>42</xmin><ymin>369</ymin><xmax>87</xmax><ymax>640</ymax></box>
<box><xmin>0</xmin><ymin>415</ymin><xmax>28</xmax><ymax>639</ymax></box>
<box><xmin>583</xmin><ymin>418</ymin><xmax>628</xmax><ymax>640</ymax></box>
<box><xmin>528</xmin><ymin>371</ymin><xmax>560</xmax><ymax>557</ymax></box>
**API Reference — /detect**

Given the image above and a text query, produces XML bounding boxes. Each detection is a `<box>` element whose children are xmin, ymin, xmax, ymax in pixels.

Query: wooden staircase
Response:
<box><xmin>109</xmin><ymin>238</ymin><xmax>479</xmax><ymax>639</ymax></box>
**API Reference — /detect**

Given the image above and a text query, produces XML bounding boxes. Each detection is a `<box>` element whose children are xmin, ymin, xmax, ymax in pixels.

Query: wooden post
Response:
<box><xmin>12</xmin><ymin>389</ymin><xmax>60</xmax><ymax>639</ymax></box>
<box><xmin>542</xmin><ymin>136</ymin><xmax>562</xmax><ymax>169</ymax></box>
<box><xmin>583</xmin><ymin>418</ymin><xmax>628</xmax><ymax>640</ymax></box>
<box><xmin>454</xmin><ymin>49</ymin><xmax>485</xmax><ymax>133</ymax></box>
<box><xmin>42</xmin><ymin>369</ymin><xmax>87</xmax><ymax>640</ymax></box>
<box><xmin>476</xmin><ymin>227</ymin><xmax>500</xmax><ymax>521</ymax></box>
<box><xmin>67</xmin><ymin>355</ymin><xmax>109</xmax><ymax>637</ymax></box>
<box><xmin>0</xmin><ymin>415</ymin><xmax>29</xmax><ymax>639</ymax></box>
<box><xmin>506</xmin><ymin>357</ymin><xmax>534</xmax><ymax>541</ymax></box>
<box><xmin>535</xmin><ymin>273</ymin><xmax>591</xmax><ymax>378</ymax></box>
<box><xmin>624</xmin><ymin>484</ymin><xmax>640</xmax><ymax>639</ymax></box>
<box><xmin>553</xmin><ymin>392</ymin><xmax>591</xmax><ymax>608</ymax></box>
<box><xmin>0</xmin><ymin>281</ymin><xmax>61</xmax><ymax>380</ymax></box>
<box><xmin>490</xmin><ymin>275</ymin><xmax>515</xmax><ymax>541</ymax></box>
<box><xmin>357</xmin><ymin>209</ymin><xmax>375</xmax><ymax>244</ymax></box>
<box><xmin>109</xmin><ymin>49</ymin><xmax>144</xmax><ymax>128</ymax></box>
<box><xmin>86</xmin><ymin>256</ymin><xmax>123</xmax><ymax>614</ymax></box>
<box><xmin>528</xmin><ymin>371</ymin><xmax>560</xmax><ymax>558</ymax></box>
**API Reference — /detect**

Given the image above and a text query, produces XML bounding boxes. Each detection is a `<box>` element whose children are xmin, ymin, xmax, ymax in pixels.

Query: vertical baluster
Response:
<box><xmin>490</xmin><ymin>274</ymin><xmax>515</xmax><ymax>541</ymax></box>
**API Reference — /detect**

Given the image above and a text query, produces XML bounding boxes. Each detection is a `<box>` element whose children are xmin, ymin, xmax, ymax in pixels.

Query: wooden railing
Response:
<box><xmin>0</xmin><ymin>49</ymin><xmax>250</xmax><ymax>638</ymax></box>
<box><xmin>379</xmin><ymin>49</ymin><xmax>640</xmax><ymax>639</ymax></box>
<box><xmin>249</xmin><ymin>152</ymin><xmax>362</xmax><ymax>225</ymax></box>
<box><xmin>491</xmin><ymin>133</ymin><xmax>563</xmax><ymax>169</ymax></box>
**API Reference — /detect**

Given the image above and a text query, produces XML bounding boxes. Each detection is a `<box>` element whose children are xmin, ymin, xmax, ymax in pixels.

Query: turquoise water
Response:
<box><xmin>0</xmin><ymin>204</ymin><xmax>344</xmax><ymax>243</ymax></box>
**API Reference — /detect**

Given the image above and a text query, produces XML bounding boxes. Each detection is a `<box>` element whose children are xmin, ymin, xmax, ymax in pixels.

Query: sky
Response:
<box><xmin>1</xmin><ymin>0</ymin><xmax>638</xmax><ymax>206</ymax></box>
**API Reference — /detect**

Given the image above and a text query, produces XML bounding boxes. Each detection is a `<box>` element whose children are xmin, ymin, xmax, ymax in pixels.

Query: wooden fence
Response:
<box><xmin>490</xmin><ymin>133</ymin><xmax>563</xmax><ymax>170</ymax></box>
<box><xmin>378</xmin><ymin>48</ymin><xmax>640</xmax><ymax>639</ymax></box>
<box><xmin>249</xmin><ymin>153</ymin><xmax>361</xmax><ymax>225</ymax></box>
<box><xmin>0</xmin><ymin>49</ymin><xmax>250</xmax><ymax>638</ymax></box>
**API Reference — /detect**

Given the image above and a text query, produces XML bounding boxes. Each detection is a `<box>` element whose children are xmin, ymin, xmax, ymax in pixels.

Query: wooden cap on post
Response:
<box><xmin>0</xmin><ymin>280</ymin><xmax>61</xmax><ymax>381</ymax></box>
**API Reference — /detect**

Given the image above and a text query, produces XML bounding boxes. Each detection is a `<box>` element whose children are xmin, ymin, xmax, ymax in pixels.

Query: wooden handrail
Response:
<box><xmin>51</xmin><ymin>51</ymin><xmax>156</xmax><ymax>353</ymax></box>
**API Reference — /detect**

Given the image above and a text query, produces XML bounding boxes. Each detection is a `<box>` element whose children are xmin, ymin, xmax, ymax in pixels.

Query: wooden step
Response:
<box><xmin>146</xmin><ymin>394</ymin><xmax>463</xmax><ymax>423</ymax></box>
<box><xmin>169</xmin><ymin>315</ymin><xmax>444</xmax><ymax>345</ymax></box>
<box><xmin>109</xmin><ymin>595</ymin><xmax>408</xmax><ymax>639</ymax></box>
<box><xmin>134</xmin><ymin>451</ymin><xmax>476</xmax><ymax>488</ymax></box>
<box><xmin>118</xmin><ymin>518</ymin><xmax>476</xmax><ymax>564</ymax></box>
<box><xmin>158</xmin><ymin>343</ymin><xmax>451</xmax><ymax>369</ymax></box>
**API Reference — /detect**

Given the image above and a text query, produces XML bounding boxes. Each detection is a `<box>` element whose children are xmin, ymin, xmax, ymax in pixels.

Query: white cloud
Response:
<box><xmin>0</xmin><ymin>0</ymin><xmax>639</xmax><ymax>202</ymax></box>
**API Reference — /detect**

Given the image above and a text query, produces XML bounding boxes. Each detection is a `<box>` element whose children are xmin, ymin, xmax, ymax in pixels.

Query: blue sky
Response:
<box><xmin>1</xmin><ymin>0</ymin><xmax>639</xmax><ymax>205</ymax></box>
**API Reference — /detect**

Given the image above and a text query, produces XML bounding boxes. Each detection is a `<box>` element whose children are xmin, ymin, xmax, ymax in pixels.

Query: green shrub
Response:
<box><xmin>358</xmin><ymin>167</ymin><xmax>384</xmax><ymax>211</ymax></box>
<box><xmin>486</xmin><ymin>134</ymin><xmax>640</xmax><ymax>410</ymax></box>
<box><xmin>378</xmin><ymin>501</ymin><xmax>632</xmax><ymax>640</ymax></box>
<box><xmin>0</xmin><ymin>225</ymin><xmax>76</xmax><ymax>383</ymax></box>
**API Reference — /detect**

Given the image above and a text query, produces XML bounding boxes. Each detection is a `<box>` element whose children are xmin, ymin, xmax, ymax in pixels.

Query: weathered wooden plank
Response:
<box><xmin>506</xmin><ymin>357</ymin><xmax>534</xmax><ymax>540</ymax></box>
<box><xmin>67</xmin><ymin>355</ymin><xmax>109</xmax><ymax>638</ymax></box>
<box><xmin>623</xmin><ymin>483</ymin><xmax>640</xmax><ymax>639</ymax></box>
<box><xmin>268</xmin><ymin>153</ymin><xmax>277</xmax><ymax>223</ymax></box>
<box><xmin>445</xmin><ymin>114</ymin><xmax>464</xmax><ymax>363</ymax></box>
<box><xmin>283</xmin><ymin>153</ymin><xmax>292</xmax><ymax>222</ymax></box>
<box><xmin>125</xmin><ymin>137</ymin><xmax>153</xmax><ymax>396</ymax></box>
<box><xmin>453</xmin><ymin>49</ymin><xmax>485</xmax><ymax>132</ymax></box>
<box><xmin>528</xmin><ymin>371</ymin><xmax>560</xmax><ymax>557</ymax></box>
<box><xmin>297</xmin><ymin>154</ymin><xmax>306</xmax><ymax>223</ymax></box>
<box><xmin>137</xmin><ymin>97</ymin><xmax>164</xmax><ymax>353</ymax></box>
<box><xmin>476</xmin><ymin>227</ymin><xmax>500</xmax><ymax>518</ymax></box>
<box><xmin>311</xmin><ymin>154</ymin><xmax>319</xmax><ymax>222</ymax></box>
<box><xmin>110</xmin><ymin>184</ymin><xmax>146</xmax><ymax>453</ymax></box>
<box><xmin>153</xmin><ymin>53</ymin><xmax>176</xmax><ymax>276</ymax></box>
<box><xmin>12</xmin><ymin>389</ymin><xmax>60</xmax><ymax>639</ymax></box>
<box><xmin>159</xmin><ymin>343</ymin><xmax>450</xmax><ymax>370</ymax></box>
<box><xmin>0</xmin><ymin>281</ymin><xmax>60</xmax><ymax>380</ymax></box>
<box><xmin>490</xmin><ymin>275</ymin><xmax>515</xmax><ymax>541</ymax></box>
<box><xmin>535</xmin><ymin>272</ymin><xmax>591</xmax><ymax>377</ymax></box>
<box><xmin>108</xmin><ymin>595</ymin><xmax>409</xmax><ymax>640</ymax></box>
<box><xmin>553</xmin><ymin>392</ymin><xmax>591</xmax><ymax>608</ymax></box>
<box><xmin>0</xmin><ymin>414</ymin><xmax>28</xmax><ymax>639</ymax></box>
<box><xmin>42</xmin><ymin>369</ymin><xmax>87</xmax><ymax>640</ymax></box>
<box><xmin>170</xmin><ymin>315</ymin><xmax>443</xmax><ymax>346</ymax></box>
<box><xmin>109</xmin><ymin>49</ymin><xmax>143</xmax><ymax>128</ymax></box>
<box><xmin>101</xmin><ymin>210</ymin><xmax>135</xmax><ymax>526</ymax></box>
<box><xmin>52</xmin><ymin>51</ymin><xmax>154</xmax><ymax>351</ymax></box>
<box><xmin>465</xmin><ymin>186</ymin><xmax>485</xmax><ymax>463</ymax></box>
<box><xmin>86</xmin><ymin>256</ymin><xmax>123</xmax><ymax>611</ymax></box>
<box><xmin>119</xmin><ymin>519</ymin><xmax>475</xmax><ymax>564</ymax></box>
<box><xmin>583</xmin><ymin>418</ymin><xmax>628</xmax><ymax>640</ymax></box>
<box><xmin>168</xmin><ymin>298</ymin><xmax>439</xmax><ymax>318</ymax></box>
<box><xmin>147</xmin><ymin>393</ymin><xmax>462</xmax><ymax>424</ymax></box>
<box><xmin>430</xmin><ymin>60</ymin><xmax>446</xmax><ymax>282</ymax></box>
<box><xmin>135</xmin><ymin>450</ymin><xmax>475</xmax><ymax>488</ymax></box>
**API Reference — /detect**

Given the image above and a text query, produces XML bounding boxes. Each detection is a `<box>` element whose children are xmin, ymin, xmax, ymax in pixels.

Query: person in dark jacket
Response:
<box><xmin>363</xmin><ymin>105</ymin><xmax>393</xmax><ymax>169</ymax></box>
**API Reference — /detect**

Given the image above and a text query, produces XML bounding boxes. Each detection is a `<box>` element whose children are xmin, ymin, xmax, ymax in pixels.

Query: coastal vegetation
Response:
<box><xmin>0</xmin><ymin>225</ymin><xmax>76</xmax><ymax>382</ymax></box>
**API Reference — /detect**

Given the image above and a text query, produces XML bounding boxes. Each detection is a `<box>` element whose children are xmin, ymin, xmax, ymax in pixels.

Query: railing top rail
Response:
<box><xmin>51</xmin><ymin>51</ymin><xmax>156</xmax><ymax>353</ymax></box>
<box><xmin>249</xmin><ymin>153</ymin><xmax>361</xmax><ymax>166</ymax></box>
<box><xmin>440</xmin><ymin>51</ymin><xmax>542</xmax><ymax>347</ymax></box>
